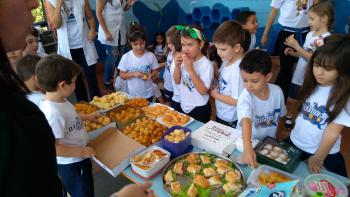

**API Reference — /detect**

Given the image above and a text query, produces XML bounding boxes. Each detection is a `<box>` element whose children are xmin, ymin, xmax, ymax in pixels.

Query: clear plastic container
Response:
<box><xmin>304</xmin><ymin>174</ymin><xmax>348</xmax><ymax>197</ymax></box>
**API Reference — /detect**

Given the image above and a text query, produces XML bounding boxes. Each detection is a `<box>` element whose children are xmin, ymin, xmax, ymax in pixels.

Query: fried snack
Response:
<box><xmin>74</xmin><ymin>103</ymin><xmax>98</xmax><ymax>114</ymax></box>
<box><xmin>91</xmin><ymin>92</ymin><xmax>128</xmax><ymax>110</ymax></box>
<box><xmin>164</xmin><ymin>129</ymin><xmax>190</xmax><ymax>143</ymax></box>
<box><xmin>122</xmin><ymin>117</ymin><xmax>167</xmax><ymax>146</ymax></box>
<box><xmin>84</xmin><ymin>116</ymin><xmax>112</xmax><ymax>132</ymax></box>
<box><xmin>125</xmin><ymin>98</ymin><xmax>149</xmax><ymax>108</ymax></box>
<box><xmin>161</xmin><ymin>111</ymin><xmax>190</xmax><ymax>127</ymax></box>
<box><xmin>257</xmin><ymin>172</ymin><xmax>291</xmax><ymax>185</ymax></box>
<box><xmin>108</xmin><ymin>107</ymin><xmax>142</xmax><ymax>123</ymax></box>
<box><xmin>142</xmin><ymin>104</ymin><xmax>171</xmax><ymax>118</ymax></box>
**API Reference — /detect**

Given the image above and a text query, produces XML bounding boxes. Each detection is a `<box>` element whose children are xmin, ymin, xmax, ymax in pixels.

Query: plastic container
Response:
<box><xmin>161</xmin><ymin>126</ymin><xmax>191</xmax><ymax>158</ymax></box>
<box><xmin>130</xmin><ymin>146</ymin><xmax>170</xmax><ymax>179</ymax></box>
<box><xmin>247</xmin><ymin>165</ymin><xmax>300</xmax><ymax>187</ymax></box>
<box><xmin>304</xmin><ymin>174</ymin><xmax>348</xmax><ymax>197</ymax></box>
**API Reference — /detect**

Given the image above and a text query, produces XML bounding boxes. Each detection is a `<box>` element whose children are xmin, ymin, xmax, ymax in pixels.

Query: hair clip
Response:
<box><xmin>175</xmin><ymin>25</ymin><xmax>205</xmax><ymax>41</ymax></box>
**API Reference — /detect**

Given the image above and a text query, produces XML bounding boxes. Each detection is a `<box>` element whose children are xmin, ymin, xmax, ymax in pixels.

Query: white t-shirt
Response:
<box><xmin>215</xmin><ymin>59</ymin><xmax>243</xmax><ymax>122</ymax></box>
<box><xmin>40</xmin><ymin>99</ymin><xmax>88</xmax><ymax>164</ymax></box>
<box><xmin>118</xmin><ymin>50</ymin><xmax>159</xmax><ymax>98</ymax></box>
<box><xmin>170</xmin><ymin>60</ymin><xmax>181</xmax><ymax>103</ymax></box>
<box><xmin>180</xmin><ymin>56</ymin><xmax>214</xmax><ymax>113</ymax></box>
<box><xmin>237</xmin><ymin>84</ymin><xmax>286</xmax><ymax>140</ymax></box>
<box><xmin>292</xmin><ymin>31</ymin><xmax>331</xmax><ymax>85</ymax></box>
<box><xmin>26</xmin><ymin>91</ymin><xmax>44</xmax><ymax>107</ymax></box>
<box><xmin>291</xmin><ymin>86</ymin><xmax>350</xmax><ymax>154</ymax></box>
<box><xmin>154</xmin><ymin>45</ymin><xmax>165</xmax><ymax>59</ymax></box>
<box><xmin>271</xmin><ymin>0</ymin><xmax>313</xmax><ymax>29</ymax></box>
<box><xmin>114</xmin><ymin>76</ymin><xmax>128</xmax><ymax>94</ymax></box>
<box><xmin>62</xmin><ymin>0</ymin><xmax>83</xmax><ymax>49</ymax></box>
<box><xmin>249</xmin><ymin>33</ymin><xmax>256</xmax><ymax>50</ymax></box>
<box><xmin>163</xmin><ymin>52</ymin><xmax>174</xmax><ymax>92</ymax></box>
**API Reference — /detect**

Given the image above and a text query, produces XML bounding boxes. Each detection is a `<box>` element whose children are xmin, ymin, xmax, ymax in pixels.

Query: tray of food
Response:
<box><xmin>130</xmin><ymin>146</ymin><xmax>171</xmax><ymax>179</ymax></box>
<box><xmin>157</xmin><ymin>110</ymin><xmax>194</xmax><ymax>128</ymax></box>
<box><xmin>254</xmin><ymin>137</ymin><xmax>301</xmax><ymax>172</ymax></box>
<box><xmin>90</xmin><ymin>92</ymin><xmax>129</xmax><ymax>110</ymax></box>
<box><xmin>74</xmin><ymin>102</ymin><xmax>99</xmax><ymax>114</ymax></box>
<box><xmin>142</xmin><ymin>103</ymin><xmax>173</xmax><ymax>119</ymax></box>
<box><xmin>304</xmin><ymin>174</ymin><xmax>348</xmax><ymax>197</ymax></box>
<box><xmin>106</xmin><ymin>105</ymin><xmax>143</xmax><ymax>129</ymax></box>
<box><xmin>84</xmin><ymin>116</ymin><xmax>112</xmax><ymax>132</ymax></box>
<box><xmin>122</xmin><ymin>117</ymin><xmax>167</xmax><ymax>146</ymax></box>
<box><xmin>125</xmin><ymin>98</ymin><xmax>149</xmax><ymax>108</ymax></box>
<box><xmin>162</xmin><ymin>152</ymin><xmax>245</xmax><ymax>197</ymax></box>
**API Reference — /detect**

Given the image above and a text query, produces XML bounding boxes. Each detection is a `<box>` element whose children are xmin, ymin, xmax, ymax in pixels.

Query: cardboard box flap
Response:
<box><xmin>89</xmin><ymin>128</ymin><xmax>144</xmax><ymax>170</ymax></box>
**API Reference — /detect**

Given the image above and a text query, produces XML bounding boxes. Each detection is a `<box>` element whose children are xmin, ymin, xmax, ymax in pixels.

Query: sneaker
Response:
<box><xmin>285</xmin><ymin>115</ymin><xmax>293</xmax><ymax>129</ymax></box>
<box><xmin>104</xmin><ymin>82</ymin><xmax>115</xmax><ymax>91</ymax></box>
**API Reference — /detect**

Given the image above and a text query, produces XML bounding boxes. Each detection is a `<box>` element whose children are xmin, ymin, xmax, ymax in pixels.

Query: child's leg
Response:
<box><xmin>57</xmin><ymin>159</ymin><xmax>94</xmax><ymax>197</ymax></box>
<box><xmin>103</xmin><ymin>45</ymin><xmax>117</xmax><ymax>84</ymax></box>
<box><xmin>323</xmin><ymin>153</ymin><xmax>348</xmax><ymax>177</ymax></box>
<box><xmin>188</xmin><ymin>102</ymin><xmax>212</xmax><ymax>123</ymax></box>
<box><xmin>70</xmin><ymin>49</ymin><xmax>89</xmax><ymax>102</ymax></box>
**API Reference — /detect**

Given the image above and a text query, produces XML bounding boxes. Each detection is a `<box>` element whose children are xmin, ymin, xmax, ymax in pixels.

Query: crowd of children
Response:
<box><xmin>7</xmin><ymin>0</ymin><xmax>350</xmax><ymax>196</ymax></box>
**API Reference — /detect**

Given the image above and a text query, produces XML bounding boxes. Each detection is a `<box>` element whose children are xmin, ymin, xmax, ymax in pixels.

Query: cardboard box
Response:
<box><xmin>89</xmin><ymin>128</ymin><xmax>145</xmax><ymax>177</ymax></box>
<box><xmin>87</xmin><ymin>122</ymin><xmax>116</xmax><ymax>141</ymax></box>
<box><xmin>191</xmin><ymin>120</ymin><xmax>241</xmax><ymax>156</ymax></box>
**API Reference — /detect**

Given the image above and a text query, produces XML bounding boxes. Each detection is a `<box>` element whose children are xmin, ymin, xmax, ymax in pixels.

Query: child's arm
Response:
<box><xmin>55</xmin><ymin>140</ymin><xmax>95</xmax><ymax>158</ymax></box>
<box><xmin>46</xmin><ymin>0</ymin><xmax>64</xmax><ymax>29</ymax></box>
<box><xmin>307</xmin><ymin>123</ymin><xmax>344</xmax><ymax>173</ymax></box>
<box><xmin>96</xmin><ymin>0</ymin><xmax>113</xmax><ymax>41</ymax></box>
<box><xmin>80</xmin><ymin>111</ymin><xmax>101</xmax><ymax>121</ymax></box>
<box><xmin>84</xmin><ymin>0</ymin><xmax>97</xmax><ymax>42</ymax></box>
<box><xmin>120</xmin><ymin>70</ymin><xmax>144</xmax><ymax>80</ymax></box>
<box><xmin>210</xmin><ymin>89</ymin><xmax>237</xmax><ymax>105</ymax></box>
<box><xmin>261</xmin><ymin>7</ymin><xmax>279</xmax><ymax>46</ymax></box>
<box><xmin>284</xmin><ymin>35</ymin><xmax>312</xmax><ymax>60</ymax></box>
<box><xmin>183</xmin><ymin>56</ymin><xmax>209</xmax><ymax>95</ymax></box>
<box><xmin>241</xmin><ymin>118</ymin><xmax>257</xmax><ymax>167</ymax></box>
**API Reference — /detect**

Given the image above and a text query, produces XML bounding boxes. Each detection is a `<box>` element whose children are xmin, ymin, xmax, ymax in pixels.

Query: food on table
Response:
<box><xmin>161</xmin><ymin>111</ymin><xmax>190</xmax><ymax>127</ymax></box>
<box><xmin>216</xmin><ymin>160</ymin><xmax>231</xmax><ymax>175</ymax></box>
<box><xmin>187</xmin><ymin>164</ymin><xmax>201</xmax><ymax>174</ymax></box>
<box><xmin>193</xmin><ymin>174</ymin><xmax>210</xmax><ymax>189</ymax></box>
<box><xmin>108</xmin><ymin>107</ymin><xmax>142</xmax><ymax>123</ymax></box>
<box><xmin>223</xmin><ymin>182</ymin><xmax>241</xmax><ymax>193</ymax></box>
<box><xmin>225</xmin><ymin>170</ymin><xmax>242</xmax><ymax>182</ymax></box>
<box><xmin>173</xmin><ymin>162</ymin><xmax>184</xmax><ymax>175</ymax></box>
<box><xmin>164</xmin><ymin>129</ymin><xmax>190</xmax><ymax>143</ymax></box>
<box><xmin>203</xmin><ymin>167</ymin><xmax>217</xmax><ymax>177</ymax></box>
<box><xmin>186</xmin><ymin>154</ymin><xmax>198</xmax><ymax>164</ymax></box>
<box><xmin>257</xmin><ymin>172</ymin><xmax>292</xmax><ymax>185</ymax></box>
<box><xmin>74</xmin><ymin>103</ymin><xmax>98</xmax><ymax>114</ymax></box>
<box><xmin>256</xmin><ymin>142</ymin><xmax>290</xmax><ymax>164</ymax></box>
<box><xmin>125</xmin><ymin>98</ymin><xmax>149</xmax><ymax>108</ymax></box>
<box><xmin>142</xmin><ymin>104</ymin><xmax>171</xmax><ymax>118</ymax></box>
<box><xmin>84</xmin><ymin>116</ymin><xmax>111</xmax><ymax>132</ymax></box>
<box><xmin>209</xmin><ymin>176</ymin><xmax>222</xmax><ymax>186</ymax></box>
<box><xmin>200</xmin><ymin>155</ymin><xmax>211</xmax><ymax>164</ymax></box>
<box><xmin>164</xmin><ymin>170</ymin><xmax>174</xmax><ymax>183</ymax></box>
<box><xmin>187</xmin><ymin>183</ymin><xmax>197</xmax><ymax>197</ymax></box>
<box><xmin>91</xmin><ymin>92</ymin><xmax>128</xmax><ymax>110</ymax></box>
<box><xmin>170</xmin><ymin>181</ymin><xmax>182</xmax><ymax>193</ymax></box>
<box><xmin>122</xmin><ymin>117</ymin><xmax>167</xmax><ymax>146</ymax></box>
<box><xmin>131</xmin><ymin>149</ymin><xmax>167</xmax><ymax>170</ymax></box>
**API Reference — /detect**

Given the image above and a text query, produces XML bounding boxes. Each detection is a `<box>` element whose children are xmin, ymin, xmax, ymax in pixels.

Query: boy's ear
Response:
<box><xmin>58</xmin><ymin>81</ymin><xmax>66</xmax><ymax>89</ymax></box>
<box><xmin>233</xmin><ymin>43</ymin><xmax>242</xmax><ymax>53</ymax></box>
<box><xmin>266</xmin><ymin>72</ymin><xmax>273</xmax><ymax>82</ymax></box>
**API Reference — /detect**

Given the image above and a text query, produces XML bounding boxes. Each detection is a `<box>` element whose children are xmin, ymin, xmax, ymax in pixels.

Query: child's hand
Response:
<box><xmin>307</xmin><ymin>155</ymin><xmax>324</xmax><ymax>173</ymax></box>
<box><xmin>284</xmin><ymin>34</ymin><xmax>299</xmax><ymax>50</ymax></box>
<box><xmin>112</xmin><ymin>182</ymin><xmax>154</xmax><ymax>197</ymax></box>
<box><xmin>88</xmin><ymin>111</ymin><xmax>101</xmax><ymax>122</ymax></box>
<box><xmin>210</xmin><ymin>87</ymin><xmax>219</xmax><ymax>98</ymax></box>
<box><xmin>261</xmin><ymin>34</ymin><xmax>268</xmax><ymax>46</ymax></box>
<box><xmin>284</xmin><ymin>47</ymin><xmax>300</xmax><ymax>57</ymax></box>
<box><xmin>242</xmin><ymin>147</ymin><xmax>257</xmax><ymax>168</ymax></box>
<box><xmin>141</xmin><ymin>73</ymin><xmax>151</xmax><ymax>81</ymax></box>
<box><xmin>88</xmin><ymin>30</ymin><xmax>96</xmax><ymax>42</ymax></box>
<box><xmin>133</xmin><ymin>72</ymin><xmax>144</xmax><ymax>78</ymax></box>
<box><xmin>174</xmin><ymin>53</ymin><xmax>183</xmax><ymax>67</ymax></box>
<box><xmin>83</xmin><ymin>146</ymin><xmax>95</xmax><ymax>158</ymax></box>
<box><xmin>159</xmin><ymin>62</ymin><xmax>165</xmax><ymax>69</ymax></box>
<box><xmin>182</xmin><ymin>55</ymin><xmax>194</xmax><ymax>72</ymax></box>
<box><xmin>105</xmin><ymin>31</ymin><xmax>114</xmax><ymax>41</ymax></box>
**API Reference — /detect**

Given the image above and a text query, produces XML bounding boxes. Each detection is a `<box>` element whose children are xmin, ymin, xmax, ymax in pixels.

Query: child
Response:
<box><xmin>36</xmin><ymin>54</ymin><xmax>99</xmax><ymax>197</ymax></box>
<box><xmin>284</xmin><ymin>2</ymin><xmax>333</xmax><ymax>127</ymax></box>
<box><xmin>173</xmin><ymin>25</ymin><xmax>213</xmax><ymax>123</ymax></box>
<box><xmin>16</xmin><ymin>55</ymin><xmax>44</xmax><ymax>106</ymax></box>
<box><xmin>238</xmin><ymin>49</ymin><xmax>286</xmax><ymax>167</ymax></box>
<box><xmin>118</xmin><ymin>23</ymin><xmax>159</xmax><ymax>101</ymax></box>
<box><xmin>288</xmin><ymin>34</ymin><xmax>350</xmax><ymax>176</ymax></box>
<box><xmin>23</xmin><ymin>28</ymin><xmax>47</xmax><ymax>57</ymax></box>
<box><xmin>210</xmin><ymin>20</ymin><xmax>246</xmax><ymax>128</ymax></box>
<box><xmin>236</xmin><ymin>11</ymin><xmax>259</xmax><ymax>50</ymax></box>
<box><xmin>153</xmin><ymin>31</ymin><xmax>166</xmax><ymax>62</ymax></box>
<box><xmin>207</xmin><ymin>45</ymin><xmax>222</xmax><ymax>81</ymax></box>
<box><xmin>262</xmin><ymin>0</ymin><xmax>314</xmax><ymax>99</ymax></box>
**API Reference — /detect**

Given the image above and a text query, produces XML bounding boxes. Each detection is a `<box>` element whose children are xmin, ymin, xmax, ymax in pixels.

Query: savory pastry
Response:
<box><xmin>263</xmin><ymin>144</ymin><xmax>273</xmax><ymax>150</ymax></box>
<box><xmin>170</xmin><ymin>181</ymin><xmax>182</xmax><ymax>193</ymax></box>
<box><xmin>215</xmin><ymin>159</ymin><xmax>229</xmax><ymax>168</ymax></box>
<box><xmin>187</xmin><ymin>183</ymin><xmax>198</xmax><ymax>197</ymax></box>
<box><xmin>223</xmin><ymin>182</ymin><xmax>241</xmax><ymax>193</ymax></box>
<box><xmin>208</xmin><ymin>176</ymin><xmax>222</xmax><ymax>186</ymax></box>
<box><xmin>186</xmin><ymin>154</ymin><xmax>198</xmax><ymax>164</ymax></box>
<box><xmin>164</xmin><ymin>170</ymin><xmax>174</xmax><ymax>183</ymax></box>
<box><xmin>225</xmin><ymin>170</ymin><xmax>241</xmax><ymax>182</ymax></box>
<box><xmin>217</xmin><ymin>164</ymin><xmax>230</xmax><ymax>175</ymax></box>
<box><xmin>259</xmin><ymin>149</ymin><xmax>269</xmax><ymax>156</ymax></box>
<box><xmin>203</xmin><ymin>167</ymin><xmax>217</xmax><ymax>177</ymax></box>
<box><xmin>272</xmin><ymin>146</ymin><xmax>283</xmax><ymax>153</ymax></box>
<box><xmin>193</xmin><ymin>175</ymin><xmax>210</xmax><ymax>189</ymax></box>
<box><xmin>200</xmin><ymin>155</ymin><xmax>211</xmax><ymax>164</ymax></box>
<box><xmin>257</xmin><ymin>172</ymin><xmax>291</xmax><ymax>185</ymax></box>
<box><xmin>187</xmin><ymin>164</ymin><xmax>201</xmax><ymax>174</ymax></box>
<box><xmin>173</xmin><ymin>162</ymin><xmax>184</xmax><ymax>175</ymax></box>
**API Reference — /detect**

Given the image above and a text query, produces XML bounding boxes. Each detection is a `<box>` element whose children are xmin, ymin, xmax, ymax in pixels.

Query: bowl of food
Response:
<box><xmin>161</xmin><ymin>126</ymin><xmax>192</xmax><ymax>158</ymax></box>
<box><xmin>304</xmin><ymin>174</ymin><xmax>348</xmax><ymax>197</ymax></box>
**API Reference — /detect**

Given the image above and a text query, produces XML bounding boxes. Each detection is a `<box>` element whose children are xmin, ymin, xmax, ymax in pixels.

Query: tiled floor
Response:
<box><xmin>93</xmin><ymin>62</ymin><xmax>350</xmax><ymax>178</ymax></box>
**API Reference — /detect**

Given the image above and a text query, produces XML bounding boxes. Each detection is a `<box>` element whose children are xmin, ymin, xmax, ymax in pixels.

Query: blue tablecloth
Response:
<box><xmin>122</xmin><ymin>120</ymin><xmax>349</xmax><ymax>196</ymax></box>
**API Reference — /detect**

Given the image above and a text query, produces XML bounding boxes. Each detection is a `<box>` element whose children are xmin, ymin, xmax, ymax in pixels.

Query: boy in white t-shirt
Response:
<box><xmin>236</xmin><ymin>11</ymin><xmax>259</xmax><ymax>50</ymax></box>
<box><xmin>36</xmin><ymin>54</ymin><xmax>100</xmax><ymax>197</ymax></box>
<box><xmin>237</xmin><ymin>50</ymin><xmax>286</xmax><ymax>167</ymax></box>
<box><xmin>210</xmin><ymin>21</ymin><xmax>246</xmax><ymax>128</ymax></box>
<box><xmin>16</xmin><ymin>54</ymin><xmax>44</xmax><ymax>107</ymax></box>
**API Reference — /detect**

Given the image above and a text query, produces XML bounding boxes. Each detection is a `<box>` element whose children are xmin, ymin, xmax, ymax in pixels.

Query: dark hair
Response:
<box><xmin>170</xmin><ymin>30</ymin><xmax>182</xmax><ymax>52</ymax></box>
<box><xmin>0</xmin><ymin>42</ymin><xmax>29</xmax><ymax>95</ymax></box>
<box><xmin>239</xmin><ymin>49</ymin><xmax>272</xmax><ymax>75</ymax></box>
<box><xmin>212</xmin><ymin>20</ymin><xmax>245</xmax><ymax>47</ymax></box>
<box><xmin>16</xmin><ymin>55</ymin><xmax>41</xmax><ymax>81</ymax></box>
<box><xmin>180</xmin><ymin>24</ymin><xmax>208</xmax><ymax>55</ymax></box>
<box><xmin>155</xmin><ymin>31</ymin><xmax>165</xmax><ymax>48</ymax></box>
<box><xmin>242</xmin><ymin>29</ymin><xmax>251</xmax><ymax>53</ymax></box>
<box><xmin>31</xmin><ymin>27</ymin><xmax>39</xmax><ymax>37</ymax></box>
<box><xmin>207</xmin><ymin>45</ymin><xmax>222</xmax><ymax>68</ymax></box>
<box><xmin>127</xmin><ymin>23</ymin><xmax>148</xmax><ymax>43</ymax></box>
<box><xmin>236</xmin><ymin>11</ymin><xmax>256</xmax><ymax>25</ymax></box>
<box><xmin>299</xmin><ymin>34</ymin><xmax>350</xmax><ymax>123</ymax></box>
<box><xmin>309</xmin><ymin>2</ymin><xmax>334</xmax><ymax>31</ymax></box>
<box><xmin>36</xmin><ymin>54</ymin><xmax>81</xmax><ymax>92</ymax></box>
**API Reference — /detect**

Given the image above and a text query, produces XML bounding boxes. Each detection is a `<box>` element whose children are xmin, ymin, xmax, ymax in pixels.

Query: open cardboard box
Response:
<box><xmin>88</xmin><ymin>122</ymin><xmax>116</xmax><ymax>141</ymax></box>
<box><xmin>88</xmin><ymin>128</ymin><xmax>145</xmax><ymax>177</ymax></box>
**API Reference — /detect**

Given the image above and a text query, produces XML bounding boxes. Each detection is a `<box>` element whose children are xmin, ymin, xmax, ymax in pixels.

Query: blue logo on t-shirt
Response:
<box><xmin>217</xmin><ymin>77</ymin><xmax>228</xmax><ymax>92</ymax></box>
<box><xmin>127</xmin><ymin>64</ymin><xmax>151</xmax><ymax>74</ymax></box>
<box><xmin>68</xmin><ymin>117</ymin><xmax>83</xmax><ymax>132</ymax></box>
<box><xmin>254</xmin><ymin>108</ymin><xmax>281</xmax><ymax>129</ymax></box>
<box><xmin>182</xmin><ymin>74</ymin><xmax>194</xmax><ymax>92</ymax></box>
<box><xmin>300</xmin><ymin>101</ymin><xmax>328</xmax><ymax>129</ymax></box>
